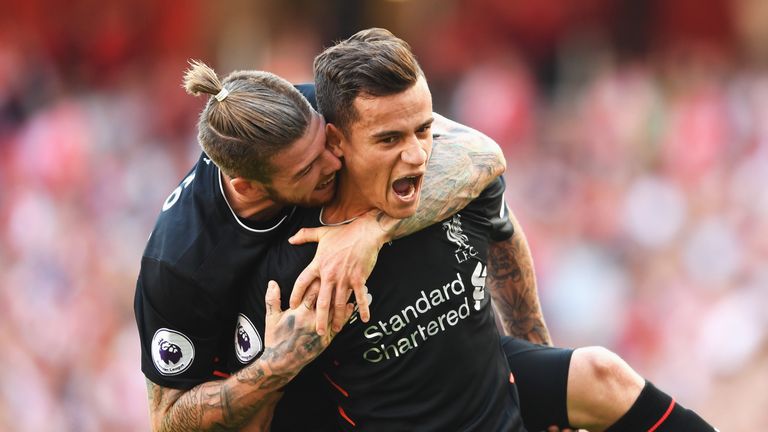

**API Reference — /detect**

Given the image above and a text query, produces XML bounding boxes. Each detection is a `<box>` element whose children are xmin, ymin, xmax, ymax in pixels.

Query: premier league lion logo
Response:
<box><xmin>237</xmin><ymin>324</ymin><xmax>251</xmax><ymax>352</ymax></box>
<box><xmin>235</xmin><ymin>314</ymin><xmax>262</xmax><ymax>363</ymax></box>
<box><xmin>151</xmin><ymin>328</ymin><xmax>194</xmax><ymax>376</ymax></box>
<box><xmin>158</xmin><ymin>338</ymin><xmax>183</xmax><ymax>364</ymax></box>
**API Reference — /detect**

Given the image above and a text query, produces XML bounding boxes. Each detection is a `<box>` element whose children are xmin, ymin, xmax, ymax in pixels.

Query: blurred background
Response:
<box><xmin>1</xmin><ymin>0</ymin><xmax>766</xmax><ymax>430</ymax></box>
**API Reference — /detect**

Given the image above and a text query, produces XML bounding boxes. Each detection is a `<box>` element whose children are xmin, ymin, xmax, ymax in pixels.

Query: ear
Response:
<box><xmin>230</xmin><ymin>177</ymin><xmax>265</xmax><ymax>197</ymax></box>
<box><xmin>325</xmin><ymin>123</ymin><xmax>345</xmax><ymax>158</ymax></box>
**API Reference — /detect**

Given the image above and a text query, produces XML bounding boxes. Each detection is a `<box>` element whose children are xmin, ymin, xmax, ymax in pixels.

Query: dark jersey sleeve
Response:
<box><xmin>295</xmin><ymin>83</ymin><xmax>318</xmax><ymax>110</ymax></box>
<box><xmin>465</xmin><ymin>175</ymin><xmax>515</xmax><ymax>242</ymax></box>
<box><xmin>135</xmin><ymin>258</ymin><xmax>233</xmax><ymax>390</ymax></box>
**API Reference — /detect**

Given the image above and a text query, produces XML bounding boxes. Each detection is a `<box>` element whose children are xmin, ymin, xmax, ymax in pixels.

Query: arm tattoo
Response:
<box><xmin>486</xmin><ymin>215</ymin><xmax>552</xmax><ymax>346</ymax></box>
<box><xmin>147</xmin><ymin>314</ymin><xmax>332</xmax><ymax>431</ymax></box>
<box><xmin>385</xmin><ymin>117</ymin><xmax>505</xmax><ymax>239</ymax></box>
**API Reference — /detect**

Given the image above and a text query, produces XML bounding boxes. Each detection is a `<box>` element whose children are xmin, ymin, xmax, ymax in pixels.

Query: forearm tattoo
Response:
<box><xmin>387</xmin><ymin>124</ymin><xmax>505</xmax><ymax>239</ymax></box>
<box><xmin>486</xmin><ymin>223</ymin><xmax>552</xmax><ymax>346</ymax></box>
<box><xmin>147</xmin><ymin>317</ymin><xmax>336</xmax><ymax>431</ymax></box>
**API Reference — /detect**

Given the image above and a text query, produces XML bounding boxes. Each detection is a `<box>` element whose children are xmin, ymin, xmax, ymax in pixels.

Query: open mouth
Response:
<box><xmin>316</xmin><ymin>175</ymin><xmax>335</xmax><ymax>190</ymax></box>
<box><xmin>391</xmin><ymin>174</ymin><xmax>423</xmax><ymax>201</ymax></box>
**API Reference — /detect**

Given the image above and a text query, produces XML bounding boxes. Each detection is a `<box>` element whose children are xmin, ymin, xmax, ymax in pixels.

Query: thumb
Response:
<box><xmin>289</xmin><ymin>227</ymin><xmax>325</xmax><ymax>245</ymax></box>
<box><xmin>265</xmin><ymin>280</ymin><xmax>282</xmax><ymax>322</ymax></box>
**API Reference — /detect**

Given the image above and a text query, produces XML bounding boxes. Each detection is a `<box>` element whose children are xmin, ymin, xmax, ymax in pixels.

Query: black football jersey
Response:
<box><xmin>134</xmin><ymin>84</ymin><xmax>319</xmax><ymax>390</ymax></box>
<box><xmin>237</xmin><ymin>177</ymin><xmax>525</xmax><ymax>431</ymax></box>
<box><xmin>133</xmin><ymin>152</ymin><xmax>297</xmax><ymax>389</ymax></box>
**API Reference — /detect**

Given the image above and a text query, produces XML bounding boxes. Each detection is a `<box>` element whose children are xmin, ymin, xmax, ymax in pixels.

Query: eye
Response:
<box><xmin>380</xmin><ymin>135</ymin><xmax>400</xmax><ymax>144</ymax></box>
<box><xmin>298</xmin><ymin>164</ymin><xmax>313</xmax><ymax>178</ymax></box>
<box><xmin>416</xmin><ymin>124</ymin><xmax>432</xmax><ymax>137</ymax></box>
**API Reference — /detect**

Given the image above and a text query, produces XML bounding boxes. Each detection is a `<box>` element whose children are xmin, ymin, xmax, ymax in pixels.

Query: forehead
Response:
<box><xmin>269</xmin><ymin>111</ymin><xmax>325</xmax><ymax>177</ymax></box>
<box><xmin>351</xmin><ymin>76</ymin><xmax>432</xmax><ymax>134</ymax></box>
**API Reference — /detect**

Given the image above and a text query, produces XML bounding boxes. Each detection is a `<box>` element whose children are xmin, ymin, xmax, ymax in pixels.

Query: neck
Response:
<box><xmin>221</xmin><ymin>172</ymin><xmax>284</xmax><ymax>221</ymax></box>
<box><xmin>321</xmin><ymin>170</ymin><xmax>374</xmax><ymax>224</ymax></box>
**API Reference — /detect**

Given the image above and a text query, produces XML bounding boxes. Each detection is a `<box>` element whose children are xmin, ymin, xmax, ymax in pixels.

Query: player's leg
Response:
<box><xmin>566</xmin><ymin>346</ymin><xmax>643</xmax><ymax>430</ymax></box>
<box><xmin>503</xmin><ymin>338</ymin><xmax>718</xmax><ymax>431</ymax></box>
<box><xmin>567</xmin><ymin>346</ymin><xmax>718</xmax><ymax>432</ymax></box>
<box><xmin>501</xmin><ymin>337</ymin><xmax>574</xmax><ymax>431</ymax></box>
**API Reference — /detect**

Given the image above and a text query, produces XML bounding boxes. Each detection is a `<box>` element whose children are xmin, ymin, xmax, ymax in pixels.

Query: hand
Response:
<box><xmin>288</xmin><ymin>210</ymin><xmax>388</xmax><ymax>335</ymax></box>
<box><xmin>262</xmin><ymin>280</ymin><xmax>353</xmax><ymax>374</ymax></box>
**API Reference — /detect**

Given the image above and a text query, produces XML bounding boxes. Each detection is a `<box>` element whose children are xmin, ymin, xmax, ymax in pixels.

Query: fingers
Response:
<box><xmin>351</xmin><ymin>282</ymin><xmax>370</xmax><ymax>324</ymax></box>
<box><xmin>328</xmin><ymin>302</ymin><xmax>357</xmax><ymax>338</ymax></box>
<box><xmin>265</xmin><ymin>280</ymin><xmax>282</xmax><ymax>321</ymax></box>
<box><xmin>331</xmin><ymin>286</ymin><xmax>354</xmax><ymax>333</ymax></box>
<box><xmin>303</xmin><ymin>280</ymin><xmax>320</xmax><ymax>310</ymax></box>
<box><xmin>288</xmin><ymin>227</ymin><xmax>324</xmax><ymax>245</ymax></box>
<box><xmin>290</xmin><ymin>261</ymin><xmax>319</xmax><ymax>309</ymax></box>
<box><xmin>314</xmin><ymin>280</ymin><xmax>333</xmax><ymax>336</ymax></box>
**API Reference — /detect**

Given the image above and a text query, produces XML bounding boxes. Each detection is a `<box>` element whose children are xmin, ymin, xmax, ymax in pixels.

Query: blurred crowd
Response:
<box><xmin>0</xmin><ymin>0</ymin><xmax>765</xmax><ymax>430</ymax></box>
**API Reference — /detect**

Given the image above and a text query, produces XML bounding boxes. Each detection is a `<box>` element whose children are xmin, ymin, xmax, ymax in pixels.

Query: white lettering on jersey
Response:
<box><xmin>471</xmin><ymin>262</ymin><xmax>486</xmax><ymax>311</ymax></box>
<box><xmin>362</xmin><ymin>272</ymin><xmax>475</xmax><ymax>363</ymax></box>
<box><xmin>151</xmin><ymin>328</ymin><xmax>195</xmax><ymax>376</ymax></box>
<box><xmin>162</xmin><ymin>172</ymin><xmax>196</xmax><ymax>211</ymax></box>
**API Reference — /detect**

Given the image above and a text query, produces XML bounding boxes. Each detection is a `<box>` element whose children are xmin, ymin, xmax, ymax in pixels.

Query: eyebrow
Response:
<box><xmin>293</xmin><ymin>157</ymin><xmax>317</xmax><ymax>179</ymax></box>
<box><xmin>371</xmin><ymin>117</ymin><xmax>435</xmax><ymax>140</ymax></box>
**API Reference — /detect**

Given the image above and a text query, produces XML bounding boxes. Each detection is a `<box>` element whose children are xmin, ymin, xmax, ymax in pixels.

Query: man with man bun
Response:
<box><xmin>134</xmin><ymin>58</ymin><xmax>508</xmax><ymax>430</ymax></box>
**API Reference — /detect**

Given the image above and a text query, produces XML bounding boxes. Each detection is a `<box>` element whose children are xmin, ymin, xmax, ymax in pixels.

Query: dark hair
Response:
<box><xmin>313</xmin><ymin>28</ymin><xmax>424</xmax><ymax>133</ymax></box>
<box><xmin>183</xmin><ymin>60</ymin><xmax>312</xmax><ymax>182</ymax></box>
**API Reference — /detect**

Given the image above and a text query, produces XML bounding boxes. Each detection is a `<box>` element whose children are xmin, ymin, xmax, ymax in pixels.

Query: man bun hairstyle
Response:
<box><xmin>313</xmin><ymin>28</ymin><xmax>425</xmax><ymax>134</ymax></box>
<box><xmin>183</xmin><ymin>60</ymin><xmax>312</xmax><ymax>182</ymax></box>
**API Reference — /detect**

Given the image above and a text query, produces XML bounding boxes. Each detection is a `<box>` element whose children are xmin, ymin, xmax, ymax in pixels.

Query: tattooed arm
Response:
<box><xmin>289</xmin><ymin>112</ymin><xmax>507</xmax><ymax>335</ymax></box>
<box><xmin>486</xmin><ymin>209</ymin><xmax>552</xmax><ymax>345</ymax></box>
<box><xmin>146</xmin><ymin>282</ymin><xmax>350</xmax><ymax>432</ymax></box>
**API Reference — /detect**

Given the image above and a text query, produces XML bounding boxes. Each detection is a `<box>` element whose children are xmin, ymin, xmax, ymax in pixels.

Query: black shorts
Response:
<box><xmin>502</xmin><ymin>336</ymin><xmax>574</xmax><ymax>431</ymax></box>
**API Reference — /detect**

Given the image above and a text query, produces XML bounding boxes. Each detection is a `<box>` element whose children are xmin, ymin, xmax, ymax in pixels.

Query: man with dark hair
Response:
<box><xmin>135</xmin><ymin>59</ymin><xmax>508</xmax><ymax>431</ymax></box>
<box><xmin>238</xmin><ymin>28</ymin><xmax>718</xmax><ymax>432</ymax></box>
<box><xmin>238</xmin><ymin>27</ymin><xmax>526</xmax><ymax>431</ymax></box>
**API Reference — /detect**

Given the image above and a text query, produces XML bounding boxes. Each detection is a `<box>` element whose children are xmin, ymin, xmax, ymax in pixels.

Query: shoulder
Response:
<box><xmin>294</xmin><ymin>83</ymin><xmax>317</xmax><ymax>110</ymax></box>
<box><xmin>463</xmin><ymin>176</ymin><xmax>506</xmax><ymax>220</ymax></box>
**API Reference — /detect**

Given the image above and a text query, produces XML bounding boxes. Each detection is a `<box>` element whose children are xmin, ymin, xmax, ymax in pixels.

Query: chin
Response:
<box><xmin>305</xmin><ymin>189</ymin><xmax>336</xmax><ymax>207</ymax></box>
<box><xmin>384</xmin><ymin>204</ymin><xmax>419</xmax><ymax>220</ymax></box>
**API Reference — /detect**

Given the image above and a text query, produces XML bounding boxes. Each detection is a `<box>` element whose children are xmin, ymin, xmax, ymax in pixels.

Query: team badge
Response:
<box><xmin>442</xmin><ymin>214</ymin><xmax>478</xmax><ymax>263</ymax></box>
<box><xmin>235</xmin><ymin>313</ymin><xmax>263</xmax><ymax>363</ymax></box>
<box><xmin>151</xmin><ymin>328</ymin><xmax>195</xmax><ymax>376</ymax></box>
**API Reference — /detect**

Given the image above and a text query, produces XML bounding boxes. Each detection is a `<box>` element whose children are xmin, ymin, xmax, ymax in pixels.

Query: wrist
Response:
<box><xmin>368</xmin><ymin>210</ymin><xmax>398</xmax><ymax>244</ymax></box>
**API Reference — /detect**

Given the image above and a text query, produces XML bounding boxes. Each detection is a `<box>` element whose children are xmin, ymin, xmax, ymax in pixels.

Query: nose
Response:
<box><xmin>401</xmin><ymin>138</ymin><xmax>428</xmax><ymax>166</ymax></box>
<box><xmin>320</xmin><ymin>148</ymin><xmax>342</xmax><ymax>175</ymax></box>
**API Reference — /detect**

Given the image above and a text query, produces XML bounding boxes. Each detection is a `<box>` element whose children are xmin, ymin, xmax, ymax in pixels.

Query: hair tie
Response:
<box><xmin>215</xmin><ymin>87</ymin><xmax>230</xmax><ymax>102</ymax></box>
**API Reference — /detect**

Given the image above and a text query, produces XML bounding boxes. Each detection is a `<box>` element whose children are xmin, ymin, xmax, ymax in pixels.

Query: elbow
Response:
<box><xmin>484</xmin><ymin>137</ymin><xmax>506</xmax><ymax>178</ymax></box>
<box><xmin>492</xmin><ymin>145</ymin><xmax>507</xmax><ymax>177</ymax></box>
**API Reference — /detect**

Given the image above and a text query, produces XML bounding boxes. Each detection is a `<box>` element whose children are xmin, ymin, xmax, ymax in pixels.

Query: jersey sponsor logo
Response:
<box><xmin>442</xmin><ymin>214</ymin><xmax>478</xmax><ymax>263</ymax></box>
<box><xmin>235</xmin><ymin>313</ymin><xmax>263</xmax><ymax>363</ymax></box>
<box><xmin>362</xmin><ymin>272</ymin><xmax>474</xmax><ymax>363</ymax></box>
<box><xmin>151</xmin><ymin>328</ymin><xmax>195</xmax><ymax>376</ymax></box>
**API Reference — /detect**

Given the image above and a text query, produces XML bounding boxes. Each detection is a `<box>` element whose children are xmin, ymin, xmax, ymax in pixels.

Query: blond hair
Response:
<box><xmin>183</xmin><ymin>60</ymin><xmax>312</xmax><ymax>182</ymax></box>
